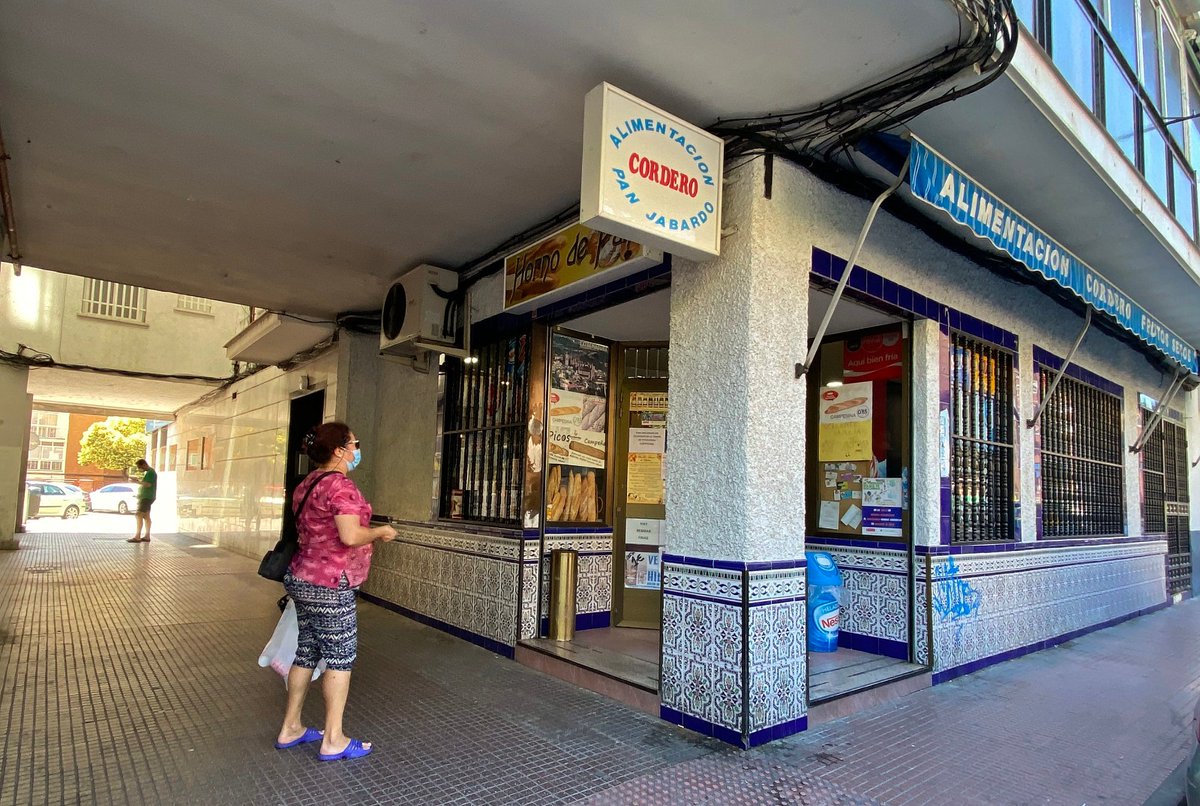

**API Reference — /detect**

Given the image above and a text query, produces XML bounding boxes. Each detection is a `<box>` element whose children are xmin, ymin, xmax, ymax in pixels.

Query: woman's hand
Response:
<box><xmin>376</xmin><ymin>525</ymin><xmax>398</xmax><ymax>542</ymax></box>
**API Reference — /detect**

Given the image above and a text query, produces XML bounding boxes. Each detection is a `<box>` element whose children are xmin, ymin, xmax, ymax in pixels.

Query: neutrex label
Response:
<box><xmin>581</xmin><ymin>83</ymin><xmax>724</xmax><ymax>262</ymax></box>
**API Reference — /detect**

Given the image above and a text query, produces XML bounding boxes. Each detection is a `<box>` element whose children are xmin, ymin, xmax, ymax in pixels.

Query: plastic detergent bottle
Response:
<box><xmin>805</xmin><ymin>551</ymin><xmax>843</xmax><ymax>652</ymax></box>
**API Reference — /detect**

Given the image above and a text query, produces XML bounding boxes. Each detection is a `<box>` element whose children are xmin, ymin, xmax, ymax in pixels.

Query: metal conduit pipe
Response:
<box><xmin>0</xmin><ymin>121</ymin><xmax>21</xmax><ymax>274</ymax></box>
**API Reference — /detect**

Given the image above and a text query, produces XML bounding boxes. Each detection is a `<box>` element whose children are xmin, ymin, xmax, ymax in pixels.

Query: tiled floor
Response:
<box><xmin>2</xmin><ymin>529</ymin><xmax>1198</xmax><ymax>805</ymax></box>
<box><xmin>808</xmin><ymin>647</ymin><xmax>925</xmax><ymax>702</ymax></box>
<box><xmin>523</xmin><ymin>627</ymin><xmax>660</xmax><ymax>691</ymax></box>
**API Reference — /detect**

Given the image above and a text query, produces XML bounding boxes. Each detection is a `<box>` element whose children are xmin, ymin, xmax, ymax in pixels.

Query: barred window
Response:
<box><xmin>176</xmin><ymin>294</ymin><xmax>213</xmax><ymax>314</ymax></box>
<box><xmin>1037</xmin><ymin>369</ymin><xmax>1124</xmax><ymax>537</ymax></box>
<box><xmin>950</xmin><ymin>333</ymin><xmax>1016</xmax><ymax>542</ymax></box>
<box><xmin>438</xmin><ymin>331</ymin><xmax>531</xmax><ymax>524</ymax></box>
<box><xmin>1141</xmin><ymin>412</ymin><xmax>1189</xmax><ymax>594</ymax></box>
<box><xmin>81</xmin><ymin>279</ymin><xmax>147</xmax><ymax>323</ymax></box>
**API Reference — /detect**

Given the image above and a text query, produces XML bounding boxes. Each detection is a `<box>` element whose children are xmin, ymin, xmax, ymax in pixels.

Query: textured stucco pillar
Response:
<box><xmin>660</xmin><ymin>159</ymin><xmax>810</xmax><ymax>746</ymax></box>
<box><xmin>0</xmin><ymin>364</ymin><xmax>31</xmax><ymax>548</ymax></box>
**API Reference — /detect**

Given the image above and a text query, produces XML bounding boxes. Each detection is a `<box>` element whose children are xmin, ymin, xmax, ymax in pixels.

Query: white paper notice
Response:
<box><xmin>862</xmin><ymin>478</ymin><xmax>903</xmax><ymax>508</ymax></box>
<box><xmin>841</xmin><ymin>504</ymin><xmax>863</xmax><ymax>529</ymax></box>
<box><xmin>819</xmin><ymin>500</ymin><xmax>840</xmax><ymax>530</ymax></box>
<box><xmin>626</xmin><ymin>517</ymin><xmax>664</xmax><ymax>546</ymax></box>
<box><xmin>629</xmin><ymin>428</ymin><xmax>666</xmax><ymax>454</ymax></box>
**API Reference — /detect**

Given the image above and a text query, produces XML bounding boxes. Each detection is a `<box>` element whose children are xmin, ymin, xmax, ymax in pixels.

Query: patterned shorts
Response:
<box><xmin>284</xmin><ymin>571</ymin><xmax>358</xmax><ymax>672</ymax></box>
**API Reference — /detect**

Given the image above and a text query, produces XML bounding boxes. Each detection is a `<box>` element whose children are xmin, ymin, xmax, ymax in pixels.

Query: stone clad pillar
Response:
<box><xmin>661</xmin><ymin>160</ymin><xmax>810</xmax><ymax>746</ymax></box>
<box><xmin>0</xmin><ymin>364</ymin><xmax>31</xmax><ymax>548</ymax></box>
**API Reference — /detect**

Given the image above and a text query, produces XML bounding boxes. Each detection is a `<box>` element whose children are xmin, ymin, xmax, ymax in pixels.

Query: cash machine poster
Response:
<box><xmin>817</xmin><ymin>382</ymin><xmax>873</xmax><ymax>461</ymax></box>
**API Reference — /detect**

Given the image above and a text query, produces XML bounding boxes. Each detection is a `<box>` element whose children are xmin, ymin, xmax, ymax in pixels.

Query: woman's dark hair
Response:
<box><xmin>303</xmin><ymin>421</ymin><xmax>352</xmax><ymax>465</ymax></box>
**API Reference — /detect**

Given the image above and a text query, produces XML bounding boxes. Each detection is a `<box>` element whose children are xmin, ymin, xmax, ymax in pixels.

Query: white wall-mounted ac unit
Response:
<box><xmin>379</xmin><ymin>264</ymin><xmax>459</xmax><ymax>356</ymax></box>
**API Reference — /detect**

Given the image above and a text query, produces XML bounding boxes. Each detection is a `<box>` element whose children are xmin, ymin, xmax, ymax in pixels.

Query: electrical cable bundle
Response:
<box><xmin>712</xmin><ymin>0</ymin><xmax>1018</xmax><ymax>165</ymax></box>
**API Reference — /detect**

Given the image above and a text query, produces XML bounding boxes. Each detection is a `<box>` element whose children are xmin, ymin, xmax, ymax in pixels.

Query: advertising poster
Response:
<box><xmin>624</xmin><ymin>549</ymin><xmax>661</xmax><ymax>590</ymax></box>
<box><xmin>843</xmin><ymin>329</ymin><xmax>904</xmax><ymax>382</ymax></box>
<box><xmin>626</xmin><ymin>452</ymin><xmax>664</xmax><ymax>505</ymax></box>
<box><xmin>522</xmin><ymin>332</ymin><xmax>547</xmax><ymax>529</ymax></box>
<box><xmin>861</xmin><ymin>477</ymin><xmax>903</xmax><ymax>537</ymax></box>
<box><xmin>817</xmin><ymin>382</ymin><xmax>873</xmax><ymax>460</ymax></box>
<box><xmin>545</xmin><ymin>333</ymin><xmax>608</xmax><ymax>523</ymax></box>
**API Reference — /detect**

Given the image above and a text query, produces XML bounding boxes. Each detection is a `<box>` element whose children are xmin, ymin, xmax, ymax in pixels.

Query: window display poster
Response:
<box><xmin>861</xmin><ymin>507</ymin><xmax>902</xmax><ymax>537</ymax></box>
<box><xmin>624</xmin><ymin>550</ymin><xmax>661</xmax><ymax>590</ymax></box>
<box><xmin>817</xmin><ymin>382</ymin><xmax>873</xmax><ymax>460</ymax></box>
<box><xmin>547</xmin><ymin>334</ymin><xmax>608</xmax><ymax>470</ymax></box>
<box><xmin>843</xmin><ymin>329</ymin><xmax>904</xmax><ymax>382</ymax></box>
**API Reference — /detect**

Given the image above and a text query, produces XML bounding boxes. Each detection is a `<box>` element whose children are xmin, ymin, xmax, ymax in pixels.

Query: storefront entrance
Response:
<box><xmin>804</xmin><ymin>286</ymin><xmax>928</xmax><ymax>704</ymax></box>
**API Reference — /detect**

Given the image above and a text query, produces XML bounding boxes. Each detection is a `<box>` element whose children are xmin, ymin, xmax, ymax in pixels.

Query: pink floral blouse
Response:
<box><xmin>289</xmin><ymin>471</ymin><xmax>374</xmax><ymax>588</ymax></box>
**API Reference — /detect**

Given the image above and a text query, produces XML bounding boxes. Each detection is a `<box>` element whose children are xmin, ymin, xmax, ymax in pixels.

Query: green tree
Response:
<box><xmin>77</xmin><ymin>417</ymin><xmax>148</xmax><ymax>471</ymax></box>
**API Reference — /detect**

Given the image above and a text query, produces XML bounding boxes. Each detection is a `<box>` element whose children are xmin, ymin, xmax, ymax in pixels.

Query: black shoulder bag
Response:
<box><xmin>258</xmin><ymin>471</ymin><xmax>337</xmax><ymax>582</ymax></box>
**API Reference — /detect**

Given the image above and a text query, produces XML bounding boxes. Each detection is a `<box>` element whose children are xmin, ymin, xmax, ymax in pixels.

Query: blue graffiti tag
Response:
<box><xmin>932</xmin><ymin>557</ymin><xmax>981</xmax><ymax>646</ymax></box>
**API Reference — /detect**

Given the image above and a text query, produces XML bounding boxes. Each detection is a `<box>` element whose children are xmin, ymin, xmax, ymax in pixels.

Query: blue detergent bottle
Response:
<box><xmin>805</xmin><ymin>551</ymin><xmax>844</xmax><ymax>653</ymax></box>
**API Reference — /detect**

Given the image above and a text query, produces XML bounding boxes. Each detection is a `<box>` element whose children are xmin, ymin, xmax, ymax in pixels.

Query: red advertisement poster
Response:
<box><xmin>844</xmin><ymin>330</ymin><xmax>903</xmax><ymax>382</ymax></box>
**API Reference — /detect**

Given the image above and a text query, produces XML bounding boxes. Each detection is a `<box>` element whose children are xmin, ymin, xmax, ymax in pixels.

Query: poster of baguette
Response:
<box><xmin>817</xmin><ymin>381</ymin><xmax>873</xmax><ymax>461</ymax></box>
<box><xmin>545</xmin><ymin>332</ymin><xmax>609</xmax><ymax>523</ymax></box>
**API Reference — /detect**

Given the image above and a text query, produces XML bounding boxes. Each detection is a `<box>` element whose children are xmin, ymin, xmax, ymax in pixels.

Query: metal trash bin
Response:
<box><xmin>549</xmin><ymin>548</ymin><xmax>578</xmax><ymax>641</ymax></box>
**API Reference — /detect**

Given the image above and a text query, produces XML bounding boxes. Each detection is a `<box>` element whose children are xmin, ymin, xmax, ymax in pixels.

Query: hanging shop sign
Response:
<box><xmin>817</xmin><ymin>382</ymin><xmax>873</xmax><ymax>461</ymax></box>
<box><xmin>581</xmin><ymin>83</ymin><xmax>724</xmax><ymax>262</ymax></box>
<box><xmin>908</xmin><ymin>137</ymin><xmax>1198</xmax><ymax>374</ymax></box>
<box><xmin>504</xmin><ymin>222</ymin><xmax>661</xmax><ymax>313</ymax></box>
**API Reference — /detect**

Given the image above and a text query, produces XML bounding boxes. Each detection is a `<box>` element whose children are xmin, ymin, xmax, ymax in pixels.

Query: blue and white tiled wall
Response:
<box><xmin>361</xmin><ymin>521</ymin><xmax>524</xmax><ymax>656</ymax></box>
<box><xmin>918</xmin><ymin>539</ymin><xmax>1167</xmax><ymax>683</ymax></box>
<box><xmin>534</xmin><ymin>529</ymin><xmax>614</xmax><ymax>636</ymax></box>
<box><xmin>660</xmin><ymin>555</ymin><xmax>807</xmax><ymax>748</ymax></box>
<box><xmin>806</xmin><ymin>540</ymin><xmax>909</xmax><ymax>659</ymax></box>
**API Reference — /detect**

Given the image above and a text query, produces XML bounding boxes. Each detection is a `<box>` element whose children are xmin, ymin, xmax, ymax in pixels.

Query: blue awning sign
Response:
<box><xmin>908</xmin><ymin>137</ymin><xmax>1197</xmax><ymax>374</ymax></box>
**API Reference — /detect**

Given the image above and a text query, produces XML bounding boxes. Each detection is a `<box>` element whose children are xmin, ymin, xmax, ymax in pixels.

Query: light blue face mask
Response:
<box><xmin>346</xmin><ymin>448</ymin><xmax>362</xmax><ymax>472</ymax></box>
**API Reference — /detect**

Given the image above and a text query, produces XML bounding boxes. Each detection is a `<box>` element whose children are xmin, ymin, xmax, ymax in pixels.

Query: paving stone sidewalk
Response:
<box><xmin>1</xmin><ymin>530</ymin><xmax>1196</xmax><ymax>805</ymax></box>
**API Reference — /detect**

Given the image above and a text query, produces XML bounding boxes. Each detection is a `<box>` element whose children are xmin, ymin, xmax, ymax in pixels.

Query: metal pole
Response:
<box><xmin>0</xmin><ymin>121</ymin><xmax>20</xmax><ymax>273</ymax></box>
<box><xmin>1131</xmin><ymin>372</ymin><xmax>1187</xmax><ymax>453</ymax></box>
<box><xmin>1026</xmin><ymin>308</ymin><xmax>1092</xmax><ymax>428</ymax></box>
<box><xmin>797</xmin><ymin>157</ymin><xmax>910</xmax><ymax>378</ymax></box>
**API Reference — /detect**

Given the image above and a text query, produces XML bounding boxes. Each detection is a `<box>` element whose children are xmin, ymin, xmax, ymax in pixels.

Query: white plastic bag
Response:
<box><xmin>258</xmin><ymin>600</ymin><xmax>325</xmax><ymax>686</ymax></box>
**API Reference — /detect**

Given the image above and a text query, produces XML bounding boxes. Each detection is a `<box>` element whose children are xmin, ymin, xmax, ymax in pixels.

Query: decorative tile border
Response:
<box><xmin>661</xmin><ymin>555</ymin><xmax>808</xmax><ymax>748</ymax></box>
<box><xmin>915</xmin><ymin>533</ymin><xmax>1164</xmax><ymax>555</ymax></box>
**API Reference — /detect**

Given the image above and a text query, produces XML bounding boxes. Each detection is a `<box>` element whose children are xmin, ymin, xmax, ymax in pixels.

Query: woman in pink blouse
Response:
<box><xmin>274</xmin><ymin>421</ymin><xmax>396</xmax><ymax>761</ymax></box>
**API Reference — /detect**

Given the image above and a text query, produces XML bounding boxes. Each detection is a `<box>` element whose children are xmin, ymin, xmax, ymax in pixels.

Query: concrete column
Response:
<box><xmin>660</xmin><ymin>159</ymin><xmax>809</xmax><ymax>746</ymax></box>
<box><xmin>0</xmin><ymin>364</ymin><xmax>31</xmax><ymax>548</ymax></box>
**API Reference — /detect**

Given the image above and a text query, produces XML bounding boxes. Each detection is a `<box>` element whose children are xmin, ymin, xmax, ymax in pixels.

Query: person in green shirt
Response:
<box><xmin>126</xmin><ymin>459</ymin><xmax>158</xmax><ymax>544</ymax></box>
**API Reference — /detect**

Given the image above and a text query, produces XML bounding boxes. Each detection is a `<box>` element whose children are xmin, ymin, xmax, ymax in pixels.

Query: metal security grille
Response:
<box><xmin>176</xmin><ymin>294</ymin><xmax>213</xmax><ymax>314</ymax></box>
<box><xmin>81</xmin><ymin>279</ymin><xmax>147</xmax><ymax>323</ymax></box>
<box><xmin>439</xmin><ymin>332</ymin><xmax>531</xmax><ymax>524</ymax></box>
<box><xmin>950</xmin><ymin>333</ymin><xmax>1015</xmax><ymax>543</ymax></box>
<box><xmin>623</xmin><ymin>346</ymin><xmax>669</xmax><ymax>379</ymax></box>
<box><xmin>1038</xmin><ymin>370</ymin><xmax>1124</xmax><ymax>537</ymax></box>
<box><xmin>1142</xmin><ymin>414</ymin><xmax>1190</xmax><ymax>594</ymax></box>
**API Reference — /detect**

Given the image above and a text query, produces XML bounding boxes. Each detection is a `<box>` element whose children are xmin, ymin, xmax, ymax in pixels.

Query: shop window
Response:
<box><xmin>81</xmin><ymin>278</ymin><xmax>147</xmax><ymax>323</ymax></box>
<box><xmin>1050</xmin><ymin>0</ymin><xmax>1097</xmax><ymax>110</ymax></box>
<box><xmin>1037</xmin><ymin>369</ymin><xmax>1124</xmax><ymax>537</ymax></box>
<box><xmin>438</xmin><ymin>332</ymin><xmax>531</xmax><ymax>524</ymax></box>
<box><xmin>544</xmin><ymin>332</ymin><xmax>610</xmax><ymax>525</ymax></box>
<box><xmin>176</xmin><ymin>294</ymin><xmax>213</xmax><ymax>314</ymax></box>
<box><xmin>950</xmin><ymin>333</ymin><xmax>1015</xmax><ymax>543</ymax></box>
<box><xmin>1140</xmin><ymin>412</ymin><xmax>1189</xmax><ymax>593</ymax></box>
<box><xmin>1188</xmin><ymin>82</ymin><xmax>1200</xmax><ymax>174</ymax></box>
<box><xmin>808</xmin><ymin>326</ymin><xmax>909</xmax><ymax>541</ymax></box>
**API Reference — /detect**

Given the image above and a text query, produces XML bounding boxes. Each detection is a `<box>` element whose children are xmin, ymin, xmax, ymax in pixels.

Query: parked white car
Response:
<box><xmin>25</xmin><ymin>481</ymin><xmax>88</xmax><ymax>519</ymax></box>
<box><xmin>89</xmin><ymin>483</ymin><xmax>140</xmax><ymax>514</ymax></box>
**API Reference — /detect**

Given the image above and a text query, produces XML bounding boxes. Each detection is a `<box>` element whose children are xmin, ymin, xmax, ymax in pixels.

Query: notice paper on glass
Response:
<box><xmin>862</xmin><ymin>478</ymin><xmax>902</xmax><ymax>508</ymax></box>
<box><xmin>819</xmin><ymin>500</ymin><xmax>841</xmax><ymax>530</ymax></box>
<box><xmin>840</xmin><ymin>504</ymin><xmax>863</xmax><ymax>530</ymax></box>
<box><xmin>626</xmin><ymin>517</ymin><xmax>664</xmax><ymax>546</ymax></box>
<box><xmin>629</xmin><ymin>427</ymin><xmax>665</xmax><ymax>454</ymax></box>
<box><xmin>626</xmin><ymin>452</ymin><xmax>665</xmax><ymax>504</ymax></box>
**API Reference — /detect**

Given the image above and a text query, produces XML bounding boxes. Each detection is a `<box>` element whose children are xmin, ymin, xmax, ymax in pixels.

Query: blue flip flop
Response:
<box><xmin>318</xmin><ymin>738</ymin><xmax>373</xmax><ymax>761</ymax></box>
<box><xmin>274</xmin><ymin>727</ymin><xmax>323</xmax><ymax>749</ymax></box>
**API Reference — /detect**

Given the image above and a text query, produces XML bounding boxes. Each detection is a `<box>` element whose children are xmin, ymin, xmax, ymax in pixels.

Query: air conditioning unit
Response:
<box><xmin>380</xmin><ymin>265</ymin><xmax>459</xmax><ymax>356</ymax></box>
